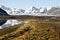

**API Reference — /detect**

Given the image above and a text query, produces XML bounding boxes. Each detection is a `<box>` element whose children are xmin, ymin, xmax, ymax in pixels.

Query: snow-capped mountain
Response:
<box><xmin>0</xmin><ymin>5</ymin><xmax>49</xmax><ymax>15</ymax></box>
<box><xmin>0</xmin><ymin>5</ymin><xmax>60</xmax><ymax>16</ymax></box>
<box><xmin>25</xmin><ymin>6</ymin><xmax>40</xmax><ymax>13</ymax></box>
<box><xmin>39</xmin><ymin>6</ymin><xmax>47</xmax><ymax>13</ymax></box>
<box><xmin>7</xmin><ymin>8</ymin><xmax>25</xmax><ymax>15</ymax></box>
<box><xmin>25</xmin><ymin>6</ymin><xmax>48</xmax><ymax>13</ymax></box>
<box><xmin>0</xmin><ymin>5</ymin><xmax>25</xmax><ymax>15</ymax></box>
<box><xmin>0</xmin><ymin>5</ymin><xmax>48</xmax><ymax>15</ymax></box>
<box><xmin>46</xmin><ymin>7</ymin><xmax>60</xmax><ymax>16</ymax></box>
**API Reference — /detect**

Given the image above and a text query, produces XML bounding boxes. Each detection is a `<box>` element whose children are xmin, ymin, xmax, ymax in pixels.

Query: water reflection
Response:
<box><xmin>0</xmin><ymin>20</ymin><xmax>28</xmax><ymax>29</ymax></box>
<box><xmin>0</xmin><ymin>20</ymin><xmax>7</xmax><ymax>26</ymax></box>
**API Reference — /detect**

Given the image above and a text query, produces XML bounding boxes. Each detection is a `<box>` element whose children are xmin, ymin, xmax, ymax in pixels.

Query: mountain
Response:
<box><xmin>0</xmin><ymin>5</ymin><xmax>11</xmax><ymax>11</ymax></box>
<box><xmin>25</xmin><ymin>6</ymin><xmax>48</xmax><ymax>14</ymax></box>
<box><xmin>0</xmin><ymin>5</ymin><xmax>60</xmax><ymax>16</ymax></box>
<box><xmin>46</xmin><ymin>7</ymin><xmax>60</xmax><ymax>16</ymax></box>
<box><xmin>0</xmin><ymin>5</ymin><xmax>25</xmax><ymax>15</ymax></box>
<box><xmin>25</xmin><ymin>6</ymin><xmax>40</xmax><ymax>13</ymax></box>
<box><xmin>0</xmin><ymin>8</ymin><xmax>10</xmax><ymax>16</ymax></box>
<box><xmin>7</xmin><ymin>8</ymin><xmax>25</xmax><ymax>15</ymax></box>
<box><xmin>0</xmin><ymin>5</ymin><xmax>49</xmax><ymax>16</ymax></box>
<box><xmin>39</xmin><ymin>6</ymin><xmax>47</xmax><ymax>13</ymax></box>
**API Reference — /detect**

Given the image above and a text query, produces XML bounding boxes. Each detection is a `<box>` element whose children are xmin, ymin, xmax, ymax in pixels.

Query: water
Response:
<box><xmin>0</xmin><ymin>20</ymin><xmax>29</xmax><ymax>29</ymax></box>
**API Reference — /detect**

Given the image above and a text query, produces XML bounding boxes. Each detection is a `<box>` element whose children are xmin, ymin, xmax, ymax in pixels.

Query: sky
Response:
<box><xmin>0</xmin><ymin>0</ymin><xmax>60</xmax><ymax>10</ymax></box>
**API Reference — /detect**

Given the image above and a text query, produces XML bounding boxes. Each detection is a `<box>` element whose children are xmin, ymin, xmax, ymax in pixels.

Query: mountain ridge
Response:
<box><xmin>0</xmin><ymin>5</ymin><xmax>60</xmax><ymax>16</ymax></box>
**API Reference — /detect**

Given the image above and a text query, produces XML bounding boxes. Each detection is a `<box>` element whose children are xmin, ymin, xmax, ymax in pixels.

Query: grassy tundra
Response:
<box><xmin>0</xmin><ymin>16</ymin><xmax>60</xmax><ymax>40</ymax></box>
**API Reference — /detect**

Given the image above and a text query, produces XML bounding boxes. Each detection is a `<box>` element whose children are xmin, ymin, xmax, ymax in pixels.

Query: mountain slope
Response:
<box><xmin>0</xmin><ymin>5</ymin><xmax>11</xmax><ymax>11</ymax></box>
<box><xmin>0</xmin><ymin>8</ymin><xmax>9</xmax><ymax>16</ymax></box>
<box><xmin>8</xmin><ymin>8</ymin><xmax>25</xmax><ymax>15</ymax></box>
<box><xmin>46</xmin><ymin>7</ymin><xmax>60</xmax><ymax>16</ymax></box>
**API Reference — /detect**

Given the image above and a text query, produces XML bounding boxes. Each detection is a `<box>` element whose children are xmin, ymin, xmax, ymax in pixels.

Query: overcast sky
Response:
<box><xmin>0</xmin><ymin>0</ymin><xmax>60</xmax><ymax>10</ymax></box>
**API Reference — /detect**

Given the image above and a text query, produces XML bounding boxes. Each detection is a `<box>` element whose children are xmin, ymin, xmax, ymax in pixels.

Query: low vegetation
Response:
<box><xmin>0</xmin><ymin>19</ymin><xmax>60</xmax><ymax>40</ymax></box>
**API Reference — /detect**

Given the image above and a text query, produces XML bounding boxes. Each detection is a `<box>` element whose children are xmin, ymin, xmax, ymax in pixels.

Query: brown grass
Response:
<box><xmin>0</xmin><ymin>19</ymin><xmax>60</xmax><ymax>40</ymax></box>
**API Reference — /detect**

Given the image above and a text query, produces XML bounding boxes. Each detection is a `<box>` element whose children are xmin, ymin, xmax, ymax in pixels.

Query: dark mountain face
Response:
<box><xmin>0</xmin><ymin>8</ymin><xmax>8</xmax><ymax>26</ymax></box>
<box><xmin>0</xmin><ymin>8</ymin><xmax>9</xmax><ymax>16</ymax></box>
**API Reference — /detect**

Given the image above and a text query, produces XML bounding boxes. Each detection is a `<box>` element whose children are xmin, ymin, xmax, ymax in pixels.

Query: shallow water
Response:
<box><xmin>0</xmin><ymin>20</ymin><xmax>28</xmax><ymax>29</ymax></box>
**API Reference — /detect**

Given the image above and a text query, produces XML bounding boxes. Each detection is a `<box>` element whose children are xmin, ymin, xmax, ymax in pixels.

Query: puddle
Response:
<box><xmin>0</xmin><ymin>20</ymin><xmax>29</xmax><ymax>29</ymax></box>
